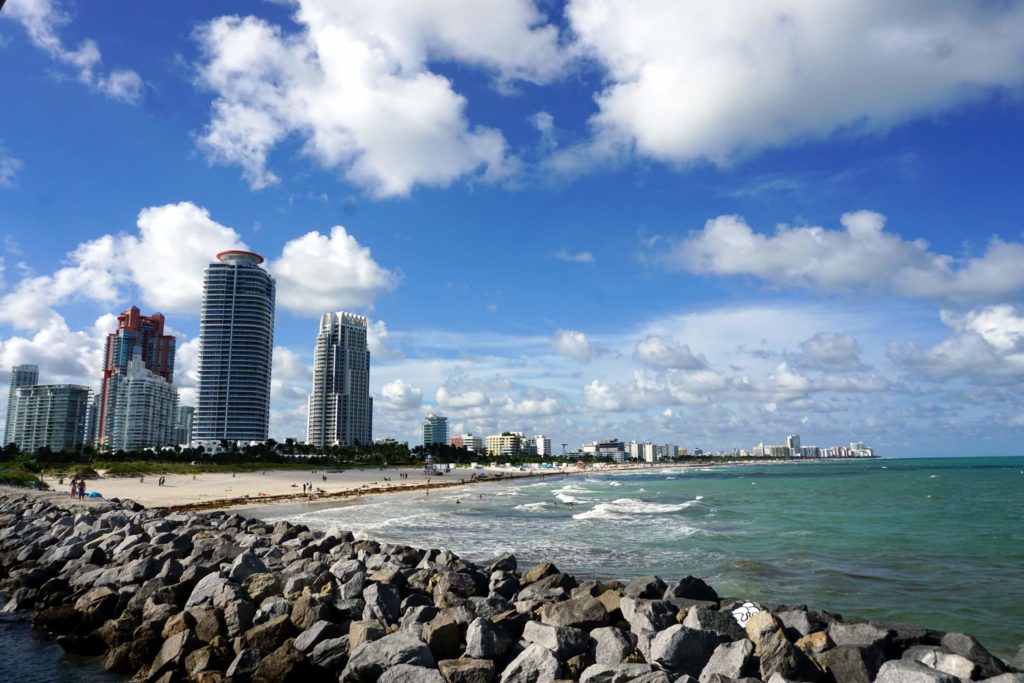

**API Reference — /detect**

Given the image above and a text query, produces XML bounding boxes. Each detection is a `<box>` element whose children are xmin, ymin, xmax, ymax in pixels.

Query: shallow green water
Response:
<box><xmin>261</xmin><ymin>456</ymin><xmax>1024</xmax><ymax>657</ymax></box>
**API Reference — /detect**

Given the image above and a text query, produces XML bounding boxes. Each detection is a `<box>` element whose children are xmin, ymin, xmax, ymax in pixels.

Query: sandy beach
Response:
<box><xmin>3</xmin><ymin>459</ymin><xmax>822</xmax><ymax>512</ymax></box>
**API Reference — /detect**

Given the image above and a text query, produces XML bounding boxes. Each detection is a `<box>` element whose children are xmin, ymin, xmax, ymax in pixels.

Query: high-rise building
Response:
<box><xmin>307</xmin><ymin>312</ymin><xmax>373</xmax><ymax>448</ymax></box>
<box><xmin>175</xmin><ymin>406</ymin><xmax>195</xmax><ymax>446</ymax></box>
<box><xmin>486</xmin><ymin>432</ymin><xmax>522</xmax><ymax>457</ymax></box>
<box><xmin>449</xmin><ymin>433</ymin><xmax>483</xmax><ymax>452</ymax></box>
<box><xmin>786</xmin><ymin>434</ymin><xmax>801</xmax><ymax>456</ymax></box>
<box><xmin>422</xmin><ymin>414</ymin><xmax>448</xmax><ymax>447</ymax></box>
<box><xmin>106</xmin><ymin>354</ymin><xmax>179</xmax><ymax>451</ymax></box>
<box><xmin>194</xmin><ymin>251</ymin><xmax>276</xmax><ymax>444</ymax></box>
<box><xmin>4</xmin><ymin>364</ymin><xmax>38</xmax><ymax>445</ymax></box>
<box><xmin>534</xmin><ymin>435</ymin><xmax>552</xmax><ymax>457</ymax></box>
<box><xmin>5</xmin><ymin>374</ymin><xmax>90</xmax><ymax>452</ymax></box>
<box><xmin>97</xmin><ymin>306</ymin><xmax>176</xmax><ymax>449</ymax></box>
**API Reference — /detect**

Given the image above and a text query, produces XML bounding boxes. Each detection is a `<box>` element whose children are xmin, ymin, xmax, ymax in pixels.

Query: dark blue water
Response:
<box><xmin>0</xmin><ymin>606</ymin><xmax>121</xmax><ymax>682</ymax></box>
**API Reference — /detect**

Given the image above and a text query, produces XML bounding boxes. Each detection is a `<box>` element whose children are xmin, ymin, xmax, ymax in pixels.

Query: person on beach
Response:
<box><xmin>77</xmin><ymin>480</ymin><xmax>85</xmax><ymax>499</ymax></box>
<box><xmin>69</xmin><ymin>478</ymin><xmax>77</xmax><ymax>498</ymax></box>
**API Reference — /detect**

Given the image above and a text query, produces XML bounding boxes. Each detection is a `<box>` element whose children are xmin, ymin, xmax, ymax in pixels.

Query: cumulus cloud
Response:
<box><xmin>381</xmin><ymin>379</ymin><xmax>422</xmax><ymax>409</ymax></box>
<box><xmin>270</xmin><ymin>226</ymin><xmax>400</xmax><ymax>315</ymax></box>
<box><xmin>660</xmin><ymin>211</ymin><xmax>1024</xmax><ymax>303</ymax></box>
<box><xmin>634</xmin><ymin>335</ymin><xmax>707</xmax><ymax>369</ymax></box>
<box><xmin>436</xmin><ymin>386</ymin><xmax>490</xmax><ymax>409</ymax></box>
<box><xmin>0</xmin><ymin>201</ymin><xmax>397</xmax><ymax>327</ymax></box>
<box><xmin>888</xmin><ymin>305</ymin><xmax>1024</xmax><ymax>382</ymax></box>
<box><xmin>562</xmin><ymin>0</ymin><xmax>1024</xmax><ymax>168</ymax></box>
<box><xmin>583</xmin><ymin>379</ymin><xmax>627</xmax><ymax>412</ymax></box>
<box><xmin>193</xmin><ymin>0</ymin><xmax>566</xmax><ymax>196</ymax></box>
<box><xmin>3</xmin><ymin>0</ymin><xmax>144</xmax><ymax>103</ymax></box>
<box><xmin>552</xmin><ymin>329</ymin><xmax>594</xmax><ymax>363</ymax></box>
<box><xmin>123</xmin><ymin>202</ymin><xmax>249</xmax><ymax>313</ymax></box>
<box><xmin>796</xmin><ymin>332</ymin><xmax>867</xmax><ymax>372</ymax></box>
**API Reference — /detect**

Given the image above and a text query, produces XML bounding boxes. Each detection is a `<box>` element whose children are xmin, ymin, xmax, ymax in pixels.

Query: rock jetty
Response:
<box><xmin>1</xmin><ymin>492</ymin><xmax>1021</xmax><ymax>683</ymax></box>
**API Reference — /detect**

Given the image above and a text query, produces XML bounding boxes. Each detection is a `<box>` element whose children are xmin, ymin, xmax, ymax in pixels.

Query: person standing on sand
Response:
<box><xmin>77</xmin><ymin>480</ymin><xmax>85</xmax><ymax>500</ymax></box>
<box><xmin>69</xmin><ymin>478</ymin><xmax>77</xmax><ymax>498</ymax></box>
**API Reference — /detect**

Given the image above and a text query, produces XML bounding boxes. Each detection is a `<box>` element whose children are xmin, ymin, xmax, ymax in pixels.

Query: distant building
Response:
<box><xmin>487</xmin><ymin>432</ymin><xmax>522</xmax><ymax>457</ymax></box>
<box><xmin>5</xmin><ymin>377</ymin><xmax>91</xmax><ymax>452</ymax></box>
<box><xmin>449</xmin><ymin>433</ymin><xmax>483</xmax><ymax>452</ymax></box>
<box><xmin>658</xmin><ymin>443</ymin><xmax>679</xmax><ymax>460</ymax></box>
<box><xmin>4</xmin><ymin>364</ymin><xmax>38</xmax><ymax>445</ymax></box>
<box><xmin>534</xmin><ymin>435</ymin><xmax>552</xmax><ymax>457</ymax></box>
<box><xmin>422</xmin><ymin>414</ymin><xmax>448</xmax><ymax>447</ymax></box>
<box><xmin>98</xmin><ymin>307</ymin><xmax>175</xmax><ymax>448</ymax></box>
<box><xmin>194</xmin><ymin>251</ymin><xmax>275</xmax><ymax>445</ymax></box>
<box><xmin>307</xmin><ymin>312</ymin><xmax>373</xmax><ymax>448</ymax></box>
<box><xmin>641</xmin><ymin>442</ymin><xmax>656</xmax><ymax>463</ymax></box>
<box><xmin>175</xmin><ymin>406</ymin><xmax>195</xmax><ymax>446</ymax></box>
<box><xmin>786</xmin><ymin>434</ymin><xmax>801</xmax><ymax>457</ymax></box>
<box><xmin>582</xmin><ymin>439</ymin><xmax>626</xmax><ymax>463</ymax></box>
<box><xmin>106</xmin><ymin>354</ymin><xmax>179</xmax><ymax>451</ymax></box>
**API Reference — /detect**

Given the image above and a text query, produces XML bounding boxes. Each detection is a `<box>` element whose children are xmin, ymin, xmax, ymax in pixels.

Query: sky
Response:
<box><xmin>1</xmin><ymin>0</ymin><xmax>1023</xmax><ymax>457</ymax></box>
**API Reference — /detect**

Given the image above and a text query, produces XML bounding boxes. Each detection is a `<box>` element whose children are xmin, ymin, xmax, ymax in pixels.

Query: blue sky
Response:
<box><xmin>1</xmin><ymin>0</ymin><xmax>1023</xmax><ymax>456</ymax></box>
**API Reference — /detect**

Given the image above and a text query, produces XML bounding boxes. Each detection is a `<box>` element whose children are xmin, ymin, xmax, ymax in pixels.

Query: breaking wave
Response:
<box><xmin>571</xmin><ymin>497</ymin><xmax>699</xmax><ymax>521</ymax></box>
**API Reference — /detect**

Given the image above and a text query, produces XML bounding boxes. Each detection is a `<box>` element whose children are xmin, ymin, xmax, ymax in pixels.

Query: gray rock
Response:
<box><xmin>423</xmin><ymin>609</ymin><xmax>462</xmax><ymax>660</ymax></box>
<box><xmin>908</xmin><ymin>647</ymin><xmax>978</xmax><ymax>680</ymax></box>
<box><xmin>349</xmin><ymin>619</ymin><xmax>386</xmax><ymax>651</ymax></box>
<box><xmin>875</xmin><ymin>659</ymin><xmax>960</xmax><ymax>682</ymax></box>
<box><xmin>539</xmin><ymin>595</ymin><xmax>609</xmax><ymax>630</ymax></box>
<box><xmin>310</xmin><ymin>635</ymin><xmax>349</xmax><ymax>671</ymax></box>
<box><xmin>589</xmin><ymin>626</ymin><xmax>638</xmax><ymax>665</ymax></box>
<box><xmin>291</xmin><ymin>593</ymin><xmax>332</xmax><ymax>630</ymax></box>
<box><xmin>649</xmin><ymin>625</ymin><xmax>724</xmax><ymax>678</ymax></box>
<box><xmin>623</xmin><ymin>575</ymin><xmax>668</xmax><ymax>600</ymax></box>
<box><xmin>223</xmin><ymin>596</ymin><xmax>256</xmax><ymax>638</ymax></box>
<box><xmin>242</xmin><ymin>572</ymin><xmax>282</xmax><ymax>603</ymax></box>
<box><xmin>580</xmin><ymin>663</ymin><xmax>667</xmax><ymax>683</ymax></box>
<box><xmin>683</xmin><ymin>605</ymin><xmax>745</xmax><ymax>640</ymax></box>
<box><xmin>815</xmin><ymin>644</ymin><xmax>879</xmax><ymax>683</ymax></box>
<box><xmin>499</xmin><ymin>642</ymin><xmax>562</xmax><ymax>683</ymax></box>
<box><xmin>828</xmin><ymin>621</ymin><xmax>894</xmax><ymax>649</ymax></box>
<box><xmin>941</xmin><ymin>632</ymin><xmax>1009</xmax><ymax>678</ymax></box>
<box><xmin>982</xmin><ymin>675</ymin><xmax>1024</xmax><ymax>683</ymax></box>
<box><xmin>378</xmin><ymin>664</ymin><xmax>446</xmax><ymax>683</ymax></box>
<box><xmin>149</xmin><ymin>629</ymin><xmax>197</xmax><ymax>679</ymax></box>
<box><xmin>620</xmin><ymin>597</ymin><xmax>678</xmax><ymax>633</ymax></box>
<box><xmin>226</xmin><ymin>648</ymin><xmax>261</xmax><ymax>680</ymax></box>
<box><xmin>294</xmin><ymin>619</ymin><xmax>344</xmax><ymax>653</ymax></box>
<box><xmin>243</xmin><ymin>613</ymin><xmax>298</xmax><ymax>655</ymax></box>
<box><xmin>438</xmin><ymin>657</ymin><xmax>496</xmax><ymax>683</ymax></box>
<box><xmin>341</xmin><ymin>630</ymin><xmax>436</xmax><ymax>683</ymax></box>
<box><xmin>520</xmin><ymin>562</ymin><xmax>558</xmax><ymax>585</ymax></box>
<box><xmin>522</xmin><ymin>620</ymin><xmax>590</xmax><ymax>659</ymax></box>
<box><xmin>228</xmin><ymin>550</ymin><xmax>267</xmax><ymax>583</ymax></box>
<box><xmin>363</xmin><ymin>581</ymin><xmax>402</xmax><ymax>624</ymax></box>
<box><xmin>663</xmin><ymin>576</ymin><xmax>719</xmax><ymax>603</ymax></box>
<box><xmin>465</xmin><ymin>616</ymin><xmax>513</xmax><ymax>659</ymax></box>
<box><xmin>699</xmin><ymin>639</ymin><xmax>756</xmax><ymax>683</ymax></box>
<box><xmin>401</xmin><ymin>605</ymin><xmax>439</xmax><ymax>631</ymax></box>
<box><xmin>776</xmin><ymin>609</ymin><xmax>827</xmax><ymax>640</ymax></box>
<box><xmin>1012</xmin><ymin>644</ymin><xmax>1024</xmax><ymax>672</ymax></box>
<box><xmin>185</xmin><ymin>572</ymin><xmax>228</xmax><ymax>608</ymax></box>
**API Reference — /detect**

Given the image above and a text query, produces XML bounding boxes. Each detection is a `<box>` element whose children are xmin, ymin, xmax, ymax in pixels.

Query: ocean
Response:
<box><xmin>255</xmin><ymin>456</ymin><xmax>1024</xmax><ymax>658</ymax></box>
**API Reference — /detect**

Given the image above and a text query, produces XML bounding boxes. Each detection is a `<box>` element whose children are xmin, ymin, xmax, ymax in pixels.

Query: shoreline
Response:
<box><xmin>0</xmin><ymin>488</ymin><xmax>1018</xmax><ymax>683</ymax></box>
<box><xmin>14</xmin><ymin>457</ymin><xmax>865</xmax><ymax>514</ymax></box>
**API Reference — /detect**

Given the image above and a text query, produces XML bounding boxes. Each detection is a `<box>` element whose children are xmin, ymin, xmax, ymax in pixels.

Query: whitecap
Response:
<box><xmin>571</xmin><ymin>497</ymin><xmax>698</xmax><ymax>521</ymax></box>
<box><xmin>514</xmin><ymin>502</ymin><xmax>551</xmax><ymax>511</ymax></box>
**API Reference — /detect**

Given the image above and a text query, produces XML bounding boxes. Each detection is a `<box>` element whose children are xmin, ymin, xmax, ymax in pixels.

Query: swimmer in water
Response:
<box><xmin>456</xmin><ymin>499</ymin><xmax>460</xmax><ymax>504</ymax></box>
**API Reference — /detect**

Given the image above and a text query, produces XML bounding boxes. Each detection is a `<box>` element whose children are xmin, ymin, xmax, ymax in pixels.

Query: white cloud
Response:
<box><xmin>271</xmin><ymin>345</ymin><xmax>311</xmax><ymax>405</ymax></box>
<box><xmin>552</xmin><ymin>329</ymin><xmax>594</xmax><ymax>363</ymax></box>
<box><xmin>270</xmin><ymin>226</ymin><xmax>400</xmax><ymax>315</ymax></box>
<box><xmin>888</xmin><ymin>305</ymin><xmax>1024</xmax><ymax>382</ymax></box>
<box><xmin>634</xmin><ymin>335</ymin><xmax>707</xmax><ymax>369</ymax></box>
<box><xmin>193</xmin><ymin>0</ymin><xmax>566</xmax><ymax>196</ymax></box>
<box><xmin>583</xmin><ymin>379</ymin><xmax>626</xmax><ymax>412</ymax></box>
<box><xmin>0</xmin><ymin>201</ymin><xmax>397</xmax><ymax>326</ymax></box>
<box><xmin>436</xmin><ymin>385</ymin><xmax>490</xmax><ymax>409</ymax></box>
<box><xmin>367</xmin><ymin>319</ymin><xmax>401</xmax><ymax>359</ymax></box>
<box><xmin>123</xmin><ymin>202</ymin><xmax>249</xmax><ymax>313</ymax></box>
<box><xmin>796</xmin><ymin>332</ymin><xmax>867</xmax><ymax>372</ymax></box>
<box><xmin>380</xmin><ymin>379</ymin><xmax>422</xmax><ymax>409</ymax></box>
<box><xmin>563</xmin><ymin>0</ymin><xmax>1024</xmax><ymax>168</ymax></box>
<box><xmin>3</xmin><ymin>0</ymin><xmax>143</xmax><ymax>103</ymax></box>
<box><xmin>660</xmin><ymin>211</ymin><xmax>1024</xmax><ymax>303</ymax></box>
<box><xmin>553</xmin><ymin>249</ymin><xmax>595</xmax><ymax>264</ymax></box>
<box><xmin>0</xmin><ymin>145</ymin><xmax>23</xmax><ymax>188</ymax></box>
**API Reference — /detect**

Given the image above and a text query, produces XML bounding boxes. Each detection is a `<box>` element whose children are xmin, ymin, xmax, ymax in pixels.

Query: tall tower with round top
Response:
<box><xmin>194</xmin><ymin>250</ymin><xmax>276</xmax><ymax>445</ymax></box>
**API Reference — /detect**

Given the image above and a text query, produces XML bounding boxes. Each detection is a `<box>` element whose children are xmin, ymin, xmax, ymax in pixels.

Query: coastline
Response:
<box><xmin>0</xmin><ymin>485</ymin><xmax>1019</xmax><ymax>683</ymax></box>
<box><xmin>17</xmin><ymin>457</ymin><xmax>856</xmax><ymax>513</ymax></box>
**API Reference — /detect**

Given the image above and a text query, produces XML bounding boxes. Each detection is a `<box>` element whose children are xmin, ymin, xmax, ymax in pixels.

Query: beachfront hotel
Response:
<box><xmin>4</xmin><ymin>369</ymin><xmax>91</xmax><ymax>452</ymax></box>
<box><xmin>306</xmin><ymin>311</ymin><xmax>373</xmax><ymax>447</ymax></box>
<box><xmin>194</xmin><ymin>250</ymin><xmax>276</xmax><ymax>445</ymax></box>
<box><xmin>96</xmin><ymin>306</ymin><xmax>176</xmax><ymax>450</ymax></box>
<box><xmin>422</xmin><ymin>413</ymin><xmax>448</xmax><ymax>447</ymax></box>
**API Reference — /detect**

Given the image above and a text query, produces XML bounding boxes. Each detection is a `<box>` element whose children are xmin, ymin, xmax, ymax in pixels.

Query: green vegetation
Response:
<box><xmin>0</xmin><ymin>464</ymin><xmax>49</xmax><ymax>489</ymax></box>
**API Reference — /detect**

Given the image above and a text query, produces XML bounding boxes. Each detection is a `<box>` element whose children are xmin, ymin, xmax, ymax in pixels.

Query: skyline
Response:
<box><xmin>1</xmin><ymin>1</ymin><xmax>1024</xmax><ymax>456</ymax></box>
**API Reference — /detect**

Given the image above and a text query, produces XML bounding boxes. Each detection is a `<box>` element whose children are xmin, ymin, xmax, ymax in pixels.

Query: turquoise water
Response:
<box><xmin>258</xmin><ymin>457</ymin><xmax>1024</xmax><ymax>657</ymax></box>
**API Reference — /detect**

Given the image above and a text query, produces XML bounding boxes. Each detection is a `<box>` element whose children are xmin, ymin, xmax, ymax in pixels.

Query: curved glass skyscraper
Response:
<box><xmin>194</xmin><ymin>250</ymin><xmax>275</xmax><ymax>444</ymax></box>
<box><xmin>306</xmin><ymin>312</ymin><xmax>372</xmax><ymax>448</ymax></box>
